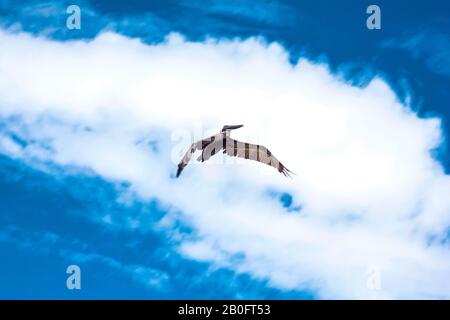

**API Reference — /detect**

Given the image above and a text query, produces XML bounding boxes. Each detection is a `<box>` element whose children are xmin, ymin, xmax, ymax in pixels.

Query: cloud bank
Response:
<box><xmin>1</xmin><ymin>28</ymin><xmax>450</xmax><ymax>299</ymax></box>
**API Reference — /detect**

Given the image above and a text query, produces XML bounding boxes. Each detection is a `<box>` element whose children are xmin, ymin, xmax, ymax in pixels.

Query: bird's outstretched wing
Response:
<box><xmin>176</xmin><ymin>136</ymin><xmax>224</xmax><ymax>177</ymax></box>
<box><xmin>176</xmin><ymin>141</ymin><xmax>201</xmax><ymax>178</ymax></box>
<box><xmin>197</xmin><ymin>137</ymin><xmax>225</xmax><ymax>162</ymax></box>
<box><xmin>224</xmin><ymin>138</ymin><xmax>293</xmax><ymax>177</ymax></box>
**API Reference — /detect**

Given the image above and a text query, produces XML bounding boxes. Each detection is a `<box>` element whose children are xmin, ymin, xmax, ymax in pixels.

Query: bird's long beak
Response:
<box><xmin>228</xmin><ymin>125</ymin><xmax>244</xmax><ymax>130</ymax></box>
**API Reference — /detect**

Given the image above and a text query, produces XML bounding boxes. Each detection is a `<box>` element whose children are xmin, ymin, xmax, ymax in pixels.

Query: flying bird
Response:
<box><xmin>176</xmin><ymin>125</ymin><xmax>293</xmax><ymax>178</ymax></box>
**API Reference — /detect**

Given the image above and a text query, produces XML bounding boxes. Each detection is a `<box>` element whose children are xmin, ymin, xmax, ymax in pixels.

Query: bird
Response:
<box><xmin>176</xmin><ymin>125</ymin><xmax>293</xmax><ymax>178</ymax></box>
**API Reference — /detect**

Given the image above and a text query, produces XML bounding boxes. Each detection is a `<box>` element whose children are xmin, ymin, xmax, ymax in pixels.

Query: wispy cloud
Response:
<box><xmin>381</xmin><ymin>28</ymin><xmax>450</xmax><ymax>77</ymax></box>
<box><xmin>63</xmin><ymin>250</ymin><xmax>170</xmax><ymax>290</ymax></box>
<box><xmin>180</xmin><ymin>0</ymin><xmax>298</xmax><ymax>26</ymax></box>
<box><xmin>0</xmin><ymin>224</ymin><xmax>170</xmax><ymax>290</ymax></box>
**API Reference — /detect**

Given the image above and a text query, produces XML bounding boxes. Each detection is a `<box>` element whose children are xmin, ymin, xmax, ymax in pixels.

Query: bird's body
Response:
<box><xmin>176</xmin><ymin>125</ymin><xmax>293</xmax><ymax>178</ymax></box>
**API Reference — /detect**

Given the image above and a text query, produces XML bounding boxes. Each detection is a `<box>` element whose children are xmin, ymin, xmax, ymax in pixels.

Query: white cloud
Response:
<box><xmin>1</xmin><ymin>28</ymin><xmax>450</xmax><ymax>299</ymax></box>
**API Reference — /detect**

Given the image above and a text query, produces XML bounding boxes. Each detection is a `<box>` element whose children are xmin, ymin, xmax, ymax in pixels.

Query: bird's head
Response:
<box><xmin>221</xmin><ymin>124</ymin><xmax>244</xmax><ymax>132</ymax></box>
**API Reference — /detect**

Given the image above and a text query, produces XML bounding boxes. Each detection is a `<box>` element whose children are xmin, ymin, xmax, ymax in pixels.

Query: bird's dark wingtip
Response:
<box><xmin>283</xmin><ymin>166</ymin><xmax>295</xmax><ymax>178</ymax></box>
<box><xmin>176</xmin><ymin>165</ymin><xmax>183</xmax><ymax>178</ymax></box>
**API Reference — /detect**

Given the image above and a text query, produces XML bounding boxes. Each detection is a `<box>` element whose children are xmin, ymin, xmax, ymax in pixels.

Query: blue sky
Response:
<box><xmin>0</xmin><ymin>0</ymin><xmax>449</xmax><ymax>299</ymax></box>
